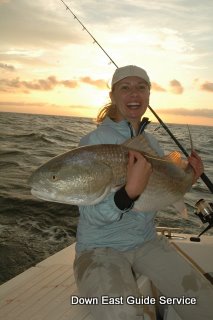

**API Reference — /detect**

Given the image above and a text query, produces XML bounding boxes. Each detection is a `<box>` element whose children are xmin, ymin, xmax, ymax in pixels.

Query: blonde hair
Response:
<box><xmin>96</xmin><ymin>102</ymin><xmax>117</xmax><ymax>124</ymax></box>
<box><xmin>96</xmin><ymin>84</ymin><xmax>119</xmax><ymax>124</ymax></box>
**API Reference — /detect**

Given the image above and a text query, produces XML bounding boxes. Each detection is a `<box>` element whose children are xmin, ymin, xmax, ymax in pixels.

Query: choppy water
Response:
<box><xmin>0</xmin><ymin>112</ymin><xmax>212</xmax><ymax>284</ymax></box>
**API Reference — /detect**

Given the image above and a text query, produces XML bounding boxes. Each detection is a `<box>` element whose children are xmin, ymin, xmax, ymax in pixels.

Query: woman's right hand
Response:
<box><xmin>125</xmin><ymin>150</ymin><xmax>152</xmax><ymax>199</ymax></box>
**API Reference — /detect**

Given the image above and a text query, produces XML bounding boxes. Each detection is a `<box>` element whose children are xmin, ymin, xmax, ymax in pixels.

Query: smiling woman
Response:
<box><xmin>71</xmin><ymin>64</ymin><xmax>213</xmax><ymax>320</ymax></box>
<box><xmin>96</xmin><ymin>66</ymin><xmax>151</xmax><ymax>132</ymax></box>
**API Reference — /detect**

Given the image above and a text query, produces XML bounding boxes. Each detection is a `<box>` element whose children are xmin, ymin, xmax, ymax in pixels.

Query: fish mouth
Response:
<box><xmin>31</xmin><ymin>188</ymin><xmax>48</xmax><ymax>199</ymax></box>
<box><xmin>31</xmin><ymin>187</ymin><xmax>70</xmax><ymax>205</ymax></box>
<box><xmin>31</xmin><ymin>187</ymin><xmax>56</xmax><ymax>202</ymax></box>
<box><xmin>31</xmin><ymin>186</ymin><xmax>69</xmax><ymax>203</ymax></box>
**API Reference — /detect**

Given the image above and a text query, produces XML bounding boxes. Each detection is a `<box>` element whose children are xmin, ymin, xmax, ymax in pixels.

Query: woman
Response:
<box><xmin>74</xmin><ymin>65</ymin><xmax>213</xmax><ymax>320</ymax></box>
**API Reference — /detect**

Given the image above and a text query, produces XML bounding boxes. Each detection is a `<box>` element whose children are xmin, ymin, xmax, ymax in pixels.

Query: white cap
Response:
<box><xmin>111</xmin><ymin>65</ymin><xmax>151</xmax><ymax>88</ymax></box>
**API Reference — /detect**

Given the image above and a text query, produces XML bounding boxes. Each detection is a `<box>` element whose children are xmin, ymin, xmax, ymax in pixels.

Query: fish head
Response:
<box><xmin>28</xmin><ymin>149</ymin><xmax>113</xmax><ymax>205</ymax></box>
<box><xmin>28</xmin><ymin>154</ymin><xmax>77</xmax><ymax>204</ymax></box>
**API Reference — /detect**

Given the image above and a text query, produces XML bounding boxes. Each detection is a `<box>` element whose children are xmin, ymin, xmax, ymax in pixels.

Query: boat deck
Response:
<box><xmin>0</xmin><ymin>233</ymin><xmax>212</xmax><ymax>320</ymax></box>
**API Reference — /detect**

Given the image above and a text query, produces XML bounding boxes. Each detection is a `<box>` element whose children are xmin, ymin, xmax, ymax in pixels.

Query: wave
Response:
<box><xmin>0</xmin><ymin>149</ymin><xmax>24</xmax><ymax>157</ymax></box>
<box><xmin>0</xmin><ymin>160</ymin><xmax>20</xmax><ymax>168</ymax></box>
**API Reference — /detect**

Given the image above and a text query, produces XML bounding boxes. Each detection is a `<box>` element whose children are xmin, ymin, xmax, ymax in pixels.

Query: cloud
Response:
<box><xmin>1</xmin><ymin>0</ymin><xmax>211</xmax><ymax>76</ymax></box>
<box><xmin>61</xmin><ymin>79</ymin><xmax>79</xmax><ymax>89</ymax></box>
<box><xmin>151</xmin><ymin>82</ymin><xmax>166</xmax><ymax>92</ymax></box>
<box><xmin>151</xmin><ymin>80</ymin><xmax>184</xmax><ymax>94</ymax></box>
<box><xmin>80</xmin><ymin>76</ymin><xmax>107</xmax><ymax>89</ymax></box>
<box><xmin>169</xmin><ymin>79</ymin><xmax>184</xmax><ymax>94</ymax></box>
<box><xmin>0</xmin><ymin>76</ymin><xmax>78</xmax><ymax>93</ymax></box>
<box><xmin>0</xmin><ymin>0</ymin><xmax>85</xmax><ymax>49</ymax></box>
<box><xmin>0</xmin><ymin>75</ymin><xmax>108</xmax><ymax>93</ymax></box>
<box><xmin>0</xmin><ymin>62</ymin><xmax>15</xmax><ymax>71</ymax></box>
<box><xmin>200</xmin><ymin>81</ymin><xmax>213</xmax><ymax>92</ymax></box>
<box><xmin>193</xmin><ymin>79</ymin><xmax>213</xmax><ymax>93</ymax></box>
<box><xmin>0</xmin><ymin>50</ymin><xmax>53</xmax><ymax>69</ymax></box>
<box><xmin>157</xmin><ymin>107</ymin><xmax>213</xmax><ymax>118</ymax></box>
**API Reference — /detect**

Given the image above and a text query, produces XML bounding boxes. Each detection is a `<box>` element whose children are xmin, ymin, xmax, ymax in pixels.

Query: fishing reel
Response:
<box><xmin>190</xmin><ymin>199</ymin><xmax>213</xmax><ymax>242</ymax></box>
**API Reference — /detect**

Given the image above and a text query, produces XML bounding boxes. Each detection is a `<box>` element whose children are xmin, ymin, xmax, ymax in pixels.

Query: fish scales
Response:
<box><xmin>85</xmin><ymin>144</ymin><xmax>128</xmax><ymax>186</ymax></box>
<box><xmin>134</xmin><ymin>157</ymin><xmax>192</xmax><ymax>212</ymax></box>
<box><xmin>29</xmin><ymin>136</ymin><xmax>194</xmax><ymax>214</ymax></box>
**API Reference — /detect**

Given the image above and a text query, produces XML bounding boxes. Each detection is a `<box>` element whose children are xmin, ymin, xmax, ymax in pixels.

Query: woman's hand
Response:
<box><xmin>125</xmin><ymin>150</ymin><xmax>152</xmax><ymax>199</ymax></box>
<box><xmin>188</xmin><ymin>150</ymin><xmax>204</xmax><ymax>184</ymax></box>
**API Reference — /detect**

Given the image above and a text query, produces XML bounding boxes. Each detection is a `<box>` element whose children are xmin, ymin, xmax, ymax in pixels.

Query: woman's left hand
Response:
<box><xmin>188</xmin><ymin>150</ymin><xmax>204</xmax><ymax>184</ymax></box>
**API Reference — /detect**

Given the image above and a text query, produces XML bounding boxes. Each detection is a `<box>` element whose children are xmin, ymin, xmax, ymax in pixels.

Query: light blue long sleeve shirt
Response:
<box><xmin>76</xmin><ymin>117</ymin><xmax>164</xmax><ymax>253</ymax></box>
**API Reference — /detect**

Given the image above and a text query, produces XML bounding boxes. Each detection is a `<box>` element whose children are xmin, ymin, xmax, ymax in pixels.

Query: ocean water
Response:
<box><xmin>0</xmin><ymin>112</ymin><xmax>212</xmax><ymax>284</ymax></box>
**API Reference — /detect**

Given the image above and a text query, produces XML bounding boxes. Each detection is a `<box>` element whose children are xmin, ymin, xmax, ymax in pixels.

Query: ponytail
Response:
<box><xmin>96</xmin><ymin>102</ymin><xmax>117</xmax><ymax>124</ymax></box>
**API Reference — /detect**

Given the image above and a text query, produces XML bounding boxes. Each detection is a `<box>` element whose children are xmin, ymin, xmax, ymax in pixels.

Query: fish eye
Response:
<box><xmin>52</xmin><ymin>175</ymin><xmax>57</xmax><ymax>181</ymax></box>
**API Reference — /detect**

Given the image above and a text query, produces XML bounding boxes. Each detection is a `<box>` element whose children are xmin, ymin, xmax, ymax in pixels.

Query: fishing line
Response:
<box><xmin>59</xmin><ymin>0</ymin><xmax>118</xmax><ymax>67</ymax></box>
<box><xmin>59</xmin><ymin>0</ymin><xmax>213</xmax><ymax>194</ymax></box>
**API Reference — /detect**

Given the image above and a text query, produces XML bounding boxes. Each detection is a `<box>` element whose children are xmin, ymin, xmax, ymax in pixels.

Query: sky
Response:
<box><xmin>0</xmin><ymin>0</ymin><xmax>213</xmax><ymax>126</ymax></box>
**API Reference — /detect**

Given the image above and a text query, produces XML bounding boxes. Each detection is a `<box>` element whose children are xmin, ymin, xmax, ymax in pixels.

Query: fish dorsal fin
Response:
<box><xmin>187</xmin><ymin>124</ymin><xmax>194</xmax><ymax>151</ymax></box>
<box><xmin>164</xmin><ymin>151</ymin><xmax>188</xmax><ymax>169</ymax></box>
<box><xmin>122</xmin><ymin>135</ymin><xmax>158</xmax><ymax>156</ymax></box>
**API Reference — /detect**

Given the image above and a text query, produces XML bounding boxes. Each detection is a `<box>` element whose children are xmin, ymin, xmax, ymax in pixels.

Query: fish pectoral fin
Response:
<box><xmin>172</xmin><ymin>199</ymin><xmax>188</xmax><ymax>219</ymax></box>
<box><xmin>111</xmin><ymin>184</ymin><xmax>125</xmax><ymax>192</ymax></box>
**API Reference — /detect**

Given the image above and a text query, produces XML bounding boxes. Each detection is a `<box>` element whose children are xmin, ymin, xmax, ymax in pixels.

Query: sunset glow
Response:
<box><xmin>0</xmin><ymin>0</ymin><xmax>212</xmax><ymax>126</ymax></box>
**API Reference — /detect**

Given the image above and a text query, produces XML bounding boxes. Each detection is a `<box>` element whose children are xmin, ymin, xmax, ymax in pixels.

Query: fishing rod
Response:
<box><xmin>59</xmin><ymin>0</ymin><xmax>118</xmax><ymax>68</ymax></box>
<box><xmin>59</xmin><ymin>0</ymin><xmax>213</xmax><ymax>194</ymax></box>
